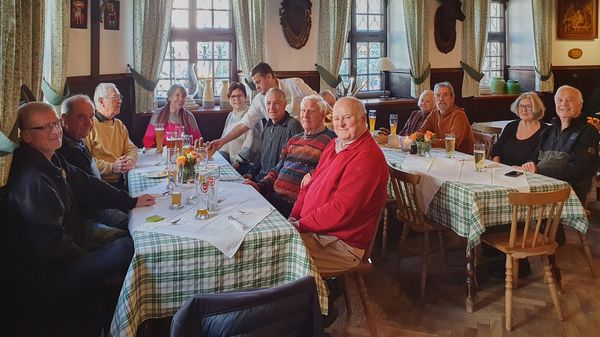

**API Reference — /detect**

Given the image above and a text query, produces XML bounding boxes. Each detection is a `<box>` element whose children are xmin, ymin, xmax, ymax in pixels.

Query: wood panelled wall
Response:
<box><xmin>66</xmin><ymin>66</ymin><xmax>600</xmax><ymax>146</ymax></box>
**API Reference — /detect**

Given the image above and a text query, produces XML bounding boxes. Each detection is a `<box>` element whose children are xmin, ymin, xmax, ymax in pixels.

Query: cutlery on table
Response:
<box><xmin>227</xmin><ymin>215</ymin><xmax>246</xmax><ymax>230</ymax></box>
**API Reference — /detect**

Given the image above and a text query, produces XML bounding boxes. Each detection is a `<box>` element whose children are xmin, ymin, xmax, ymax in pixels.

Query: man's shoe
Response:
<box><xmin>321</xmin><ymin>304</ymin><xmax>339</xmax><ymax>328</ymax></box>
<box><xmin>326</xmin><ymin>278</ymin><xmax>343</xmax><ymax>303</ymax></box>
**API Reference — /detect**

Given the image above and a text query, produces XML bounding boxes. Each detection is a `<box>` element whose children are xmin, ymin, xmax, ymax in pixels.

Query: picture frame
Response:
<box><xmin>70</xmin><ymin>0</ymin><xmax>88</xmax><ymax>29</ymax></box>
<box><xmin>557</xmin><ymin>0</ymin><xmax>598</xmax><ymax>40</ymax></box>
<box><xmin>104</xmin><ymin>0</ymin><xmax>120</xmax><ymax>31</ymax></box>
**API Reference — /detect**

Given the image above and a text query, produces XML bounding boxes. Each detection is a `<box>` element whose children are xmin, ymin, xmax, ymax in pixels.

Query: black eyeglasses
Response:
<box><xmin>25</xmin><ymin>120</ymin><xmax>62</xmax><ymax>132</ymax></box>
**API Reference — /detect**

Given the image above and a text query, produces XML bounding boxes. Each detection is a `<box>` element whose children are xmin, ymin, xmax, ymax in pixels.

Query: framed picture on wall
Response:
<box><xmin>104</xmin><ymin>1</ymin><xmax>120</xmax><ymax>30</ymax></box>
<box><xmin>70</xmin><ymin>0</ymin><xmax>88</xmax><ymax>29</ymax></box>
<box><xmin>557</xmin><ymin>0</ymin><xmax>598</xmax><ymax>40</ymax></box>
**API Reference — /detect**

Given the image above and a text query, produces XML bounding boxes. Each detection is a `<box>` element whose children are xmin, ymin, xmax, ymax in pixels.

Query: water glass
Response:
<box><xmin>473</xmin><ymin>143</ymin><xmax>486</xmax><ymax>172</ymax></box>
<box><xmin>445</xmin><ymin>133</ymin><xmax>456</xmax><ymax>158</ymax></box>
<box><xmin>182</xmin><ymin>134</ymin><xmax>193</xmax><ymax>154</ymax></box>
<box><xmin>195</xmin><ymin>146</ymin><xmax>209</xmax><ymax>166</ymax></box>
<box><xmin>389</xmin><ymin>114</ymin><xmax>398</xmax><ymax>135</ymax></box>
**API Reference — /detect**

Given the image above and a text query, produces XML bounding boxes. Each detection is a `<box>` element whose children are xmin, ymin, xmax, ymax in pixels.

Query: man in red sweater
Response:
<box><xmin>289</xmin><ymin>96</ymin><xmax>388</xmax><ymax>274</ymax></box>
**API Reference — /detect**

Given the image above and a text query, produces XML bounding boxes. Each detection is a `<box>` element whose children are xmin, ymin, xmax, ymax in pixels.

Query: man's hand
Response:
<box><xmin>521</xmin><ymin>161</ymin><xmax>537</xmax><ymax>173</ymax></box>
<box><xmin>288</xmin><ymin>217</ymin><xmax>300</xmax><ymax>230</ymax></box>
<box><xmin>209</xmin><ymin>139</ymin><xmax>224</xmax><ymax>151</ymax></box>
<box><xmin>113</xmin><ymin>155</ymin><xmax>135</xmax><ymax>174</ymax></box>
<box><xmin>300</xmin><ymin>172</ymin><xmax>312</xmax><ymax>189</ymax></box>
<box><xmin>243</xmin><ymin>179</ymin><xmax>259</xmax><ymax>191</ymax></box>
<box><xmin>135</xmin><ymin>194</ymin><xmax>156</xmax><ymax>207</ymax></box>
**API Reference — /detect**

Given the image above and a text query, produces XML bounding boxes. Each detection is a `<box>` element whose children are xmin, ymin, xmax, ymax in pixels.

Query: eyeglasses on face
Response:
<box><xmin>229</xmin><ymin>94</ymin><xmax>245</xmax><ymax>99</ymax></box>
<box><xmin>518</xmin><ymin>104</ymin><xmax>533</xmax><ymax>110</ymax></box>
<box><xmin>106</xmin><ymin>94</ymin><xmax>123</xmax><ymax>101</ymax></box>
<box><xmin>25</xmin><ymin>120</ymin><xmax>62</xmax><ymax>132</ymax></box>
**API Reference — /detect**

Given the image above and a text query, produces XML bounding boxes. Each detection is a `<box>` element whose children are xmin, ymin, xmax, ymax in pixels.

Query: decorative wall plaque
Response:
<box><xmin>568</xmin><ymin>48</ymin><xmax>584</xmax><ymax>59</ymax></box>
<box><xmin>279</xmin><ymin>0</ymin><xmax>312</xmax><ymax>49</ymax></box>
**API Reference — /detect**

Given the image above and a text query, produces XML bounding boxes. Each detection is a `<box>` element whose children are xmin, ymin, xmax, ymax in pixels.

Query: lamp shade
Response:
<box><xmin>378</xmin><ymin>57</ymin><xmax>396</xmax><ymax>72</ymax></box>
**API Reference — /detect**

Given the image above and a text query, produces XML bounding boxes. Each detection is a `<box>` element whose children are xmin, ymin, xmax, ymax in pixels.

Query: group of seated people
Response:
<box><xmin>3</xmin><ymin>58</ymin><xmax>599</xmax><ymax>336</ymax></box>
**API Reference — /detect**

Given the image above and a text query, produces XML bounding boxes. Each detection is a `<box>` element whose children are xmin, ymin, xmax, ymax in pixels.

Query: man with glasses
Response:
<box><xmin>84</xmin><ymin>82</ymin><xmax>138</xmax><ymax>189</ymax></box>
<box><xmin>4</xmin><ymin>102</ymin><xmax>155</xmax><ymax>336</ymax></box>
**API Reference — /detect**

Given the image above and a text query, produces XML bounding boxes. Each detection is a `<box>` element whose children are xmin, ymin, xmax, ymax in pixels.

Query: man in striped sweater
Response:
<box><xmin>244</xmin><ymin>95</ymin><xmax>336</xmax><ymax>217</ymax></box>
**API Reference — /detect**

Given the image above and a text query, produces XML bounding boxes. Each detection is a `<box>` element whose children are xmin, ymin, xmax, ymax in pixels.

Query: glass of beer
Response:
<box><xmin>167</xmin><ymin>147</ymin><xmax>179</xmax><ymax>190</ymax></box>
<box><xmin>166</xmin><ymin>131</ymin><xmax>177</xmax><ymax>150</ymax></box>
<box><xmin>174</xmin><ymin>125</ymin><xmax>184</xmax><ymax>152</ymax></box>
<box><xmin>368</xmin><ymin>111</ymin><xmax>377</xmax><ymax>132</ymax></box>
<box><xmin>182</xmin><ymin>134</ymin><xmax>193</xmax><ymax>155</ymax></box>
<box><xmin>445</xmin><ymin>133</ymin><xmax>456</xmax><ymax>158</ymax></box>
<box><xmin>206</xmin><ymin>164</ymin><xmax>220</xmax><ymax>212</ymax></box>
<box><xmin>473</xmin><ymin>143</ymin><xmax>486</xmax><ymax>172</ymax></box>
<box><xmin>155</xmin><ymin>123</ymin><xmax>164</xmax><ymax>153</ymax></box>
<box><xmin>389</xmin><ymin>114</ymin><xmax>398</xmax><ymax>135</ymax></box>
<box><xmin>195</xmin><ymin>165</ymin><xmax>210</xmax><ymax>219</ymax></box>
<box><xmin>170</xmin><ymin>187</ymin><xmax>183</xmax><ymax>209</ymax></box>
<box><xmin>195</xmin><ymin>145</ymin><xmax>209</xmax><ymax>167</ymax></box>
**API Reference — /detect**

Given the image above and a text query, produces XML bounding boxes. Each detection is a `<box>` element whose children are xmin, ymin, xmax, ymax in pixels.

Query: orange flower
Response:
<box><xmin>410</xmin><ymin>131</ymin><xmax>423</xmax><ymax>141</ymax></box>
<box><xmin>424</xmin><ymin>131</ymin><xmax>434</xmax><ymax>142</ymax></box>
<box><xmin>176</xmin><ymin>155</ymin><xmax>187</xmax><ymax>167</ymax></box>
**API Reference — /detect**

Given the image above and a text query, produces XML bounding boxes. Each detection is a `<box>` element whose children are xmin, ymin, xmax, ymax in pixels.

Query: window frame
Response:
<box><xmin>482</xmin><ymin>0</ymin><xmax>507</xmax><ymax>84</ymax></box>
<box><xmin>157</xmin><ymin>0</ymin><xmax>237</xmax><ymax>99</ymax></box>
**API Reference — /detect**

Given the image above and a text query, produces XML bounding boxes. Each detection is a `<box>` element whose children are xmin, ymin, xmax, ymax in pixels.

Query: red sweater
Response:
<box><xmin>290</xmin><ymin>131</ymin><xmax>388</xmax><ymax>249</ymax></box>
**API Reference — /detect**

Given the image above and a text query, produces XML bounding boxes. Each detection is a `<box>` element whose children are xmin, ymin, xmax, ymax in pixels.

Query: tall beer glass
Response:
<box><xmin>473</xmin><ymin>143</ymin><xmax>486</xmax><ymax>172</ymax></box>
<box><xmin>155</xmin><ymin>123</ymin><xmax>164</xmax><ymax>153</ymax></box>
<box><xmin>445</xmin><ymin>133</ymin><xmax>455</xmax><ymax>158</ymax></box>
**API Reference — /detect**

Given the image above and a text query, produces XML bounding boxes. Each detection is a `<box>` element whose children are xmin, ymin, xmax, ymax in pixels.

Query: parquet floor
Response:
<box><xmin>325</xmin><ymin>215</ymin><xmax>600</xmax><ymax>337</ymax></box>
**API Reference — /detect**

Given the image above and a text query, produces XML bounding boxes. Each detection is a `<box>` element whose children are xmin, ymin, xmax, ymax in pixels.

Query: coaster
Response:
<box><xmin>169</xmin><ymin>204</ymin><xmax>184</xmax><ymax>210</ymax></box>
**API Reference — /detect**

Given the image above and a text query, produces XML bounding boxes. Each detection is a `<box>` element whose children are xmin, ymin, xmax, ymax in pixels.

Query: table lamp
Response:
<box><xmin>378</xmin><ymin>57</ymin><xmax>396</xmax><ymax>100</ymax></box>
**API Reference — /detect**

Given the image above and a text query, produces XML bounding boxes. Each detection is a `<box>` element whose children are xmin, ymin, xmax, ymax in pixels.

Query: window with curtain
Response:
<box><xmin>155</xmin><ymin>0</ymin><xmax>236</xmax><ymax>99</ymax></box>
<box><xmin>338</xmin><ymin>0</ymin><xmax>387</xmax><ymax>92</ymax></box>
<box><xmin>482</xmin><ymin>0</ymin><xmax>505</xmax><ymax>84</ymax></box>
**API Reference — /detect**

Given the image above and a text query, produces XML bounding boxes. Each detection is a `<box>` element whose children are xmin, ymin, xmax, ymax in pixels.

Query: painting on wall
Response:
<box><xmin>104</xmin><ymin>1</ymin><xmax>120</xmax><ymax>30</ymax></box>
<box><xmin>70</xmin><ymin>0</ymin><xmax>87</xmax><ymax>29</ymax></box>
<box><xmin>557</xmin><ymin>0</ymin><xmax>598</xmax><ymax>40</ymax></box>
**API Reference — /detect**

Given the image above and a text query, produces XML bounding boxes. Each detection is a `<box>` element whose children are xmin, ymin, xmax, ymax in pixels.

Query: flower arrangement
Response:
<box><xmin>176</xmin><ymin>150</ymin><xmax>200</xmax><ymax>183</ymax></box>
<box><xmin>586</xmin><ymin>117</ymin><xmax>600</xmax><ymax>131</ymax></box>
<box><xmin>410</xmin><ymin>131</ymin><xmax>436</xmax><ymax>156</ymax></box>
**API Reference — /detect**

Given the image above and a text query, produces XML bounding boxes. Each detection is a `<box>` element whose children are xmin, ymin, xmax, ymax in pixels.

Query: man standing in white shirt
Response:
<box><xmin>210</xmin><ymin>62</ymin><xmax>316</xmax><ymax>150</ymax></box>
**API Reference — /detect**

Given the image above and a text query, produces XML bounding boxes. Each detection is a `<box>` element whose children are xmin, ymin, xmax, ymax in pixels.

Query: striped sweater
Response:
<box><xmin>258</xmin><ymin>128</ymin><xmax>336</xmax><ymax>202</ymax></box>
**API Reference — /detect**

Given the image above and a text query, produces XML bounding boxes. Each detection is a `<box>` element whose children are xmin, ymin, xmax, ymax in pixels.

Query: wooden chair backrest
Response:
<box><xmin>363</xmin><ymin>207</ymin><xmax>384</xmax><ymax>264</ymax></box>
<box><xmin>506</xmin><ymin>187</ymin><xmax>571</xmax><ymax>251</ymax></box>
<box><xmin>387</xmin><ymin>163</ymin><xmax>432</xmax><ymax>232</ymax></box>
<box><xmin>472</xmin><ymin>124</ymin><xmax>503</xmax><ymax>136</ymax></box>
<box><xmin>472</xmin><ymin>129</ymin><xmax>497</xmax><ymax>159</ymax></box>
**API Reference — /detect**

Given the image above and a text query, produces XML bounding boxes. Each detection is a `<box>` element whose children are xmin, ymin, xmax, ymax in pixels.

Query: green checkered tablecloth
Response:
<box><xmin>381</xmin><ymin>146</ymin><xmax>589</xmax><ymax>250</ymax></box>
<box><xmin>111</xmin><ymin>152</ymin><xmax>327</xmax><ymax>337</ymax></box>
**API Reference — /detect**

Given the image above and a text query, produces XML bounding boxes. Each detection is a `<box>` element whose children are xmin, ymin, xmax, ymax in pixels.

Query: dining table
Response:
<box><xmin>380</xmin><ymin>145</ymin><xmax>589</xmax><ymax>313</ymax></box>
<box><xmin>110</xmin><ymin>149</ymin><xmax>328</xmax><ymax>337</ymax></box>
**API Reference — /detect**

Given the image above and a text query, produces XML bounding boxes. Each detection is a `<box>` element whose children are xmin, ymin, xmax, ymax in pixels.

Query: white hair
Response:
<box><xmin>417</xmin><ymin>90</ymin><xmax>434</xmax><ymax>108</ymax></box>
<box><xmin>94</xmin><ymin>83</ymin><xmax>118</xmax><ymax>107</ymax></box>
<box><xmin>301</xmin><ymin>94</ymin><xmax>328</xmax><ymax>115</ymax></box>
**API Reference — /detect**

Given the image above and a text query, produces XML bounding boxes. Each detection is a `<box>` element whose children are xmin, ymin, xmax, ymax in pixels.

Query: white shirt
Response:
<box><xmin>220</xmin><ymin>106</ymin><xmax>262</xmax><ymax>163</ymax></box>
<box><xmin>240</xmin><ymin>77</ymin><xmax>317</xmax><ymax>129</ymax></box>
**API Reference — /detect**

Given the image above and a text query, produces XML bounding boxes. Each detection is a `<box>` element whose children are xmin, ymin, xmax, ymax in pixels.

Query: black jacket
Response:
<box><xmin>536</xmin><ymin>117</ymin><xmax>600</xmax><ymax>201</ymax></box>
<box><xmin>5</xmin><ymin>143</ymin><xmax>137</xmax><ymax>268</ymax></box>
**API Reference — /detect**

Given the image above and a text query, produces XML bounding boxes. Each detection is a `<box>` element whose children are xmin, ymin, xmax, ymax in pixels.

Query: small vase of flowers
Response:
<box><xmin>410</xmin><ymin>131</ymin><xmax>435</xmax><ymax>157</ymax></box>
<box><xmin>176</xmin><ymin>150</ymin><xmax>199</xmax><ymax>183</ymax></box>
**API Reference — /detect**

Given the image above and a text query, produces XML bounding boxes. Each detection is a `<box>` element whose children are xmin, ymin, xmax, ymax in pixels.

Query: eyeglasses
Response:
<box><xmin>518</xmin><ymin>104</ymin><xmax>533</xmax><ymax>110</ymax></box>
<box><xmin>25</xmin><ymin>120</ymin><xmax>62</xmax><ymax>132</ymax></box>
<box><xmin>229</xmin><ymin>94</ymin><xmax>245</xmax><ymax>99</ymax></box>
<box><xmin>107</xmin><ymin>94</ymin><xmax>123</xmax><ymax>101</ymax></box>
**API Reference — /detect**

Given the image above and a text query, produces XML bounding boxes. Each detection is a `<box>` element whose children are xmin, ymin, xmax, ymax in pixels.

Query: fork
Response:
<box><xmin>169</xmin><ymin>218</ymin><xmax>181</xmax><ymax>224</ymax></box>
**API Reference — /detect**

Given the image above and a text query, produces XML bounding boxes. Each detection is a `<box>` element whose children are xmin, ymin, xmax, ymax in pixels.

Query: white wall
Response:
<box><xmin>551</xmin><ymin>0</ymin><xmax>600</xmax><ymax>65</ymax></box>
<box><xmin>67</xmin><ymin>0</ymin><xmax>133</xmax><ymax>76</ymax></box>
<box><xmin>264</xmin><ymin>0</ymin><xmax>319</xmax><ymax>71</ymax></box>
<box><xmin>428</xmin><ymin>0</ymin><xmax>463</xmax><ymax>68</ymax></box>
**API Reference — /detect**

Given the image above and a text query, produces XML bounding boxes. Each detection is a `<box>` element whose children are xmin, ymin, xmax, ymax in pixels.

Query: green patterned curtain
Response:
<box><xmin>43</xmin><ymin>0</ymin><xmax>70</xmax><ymax>106</ymax></box>
<box><xmin>531</xmin><ymin>0</ymin><xmax>553</xmax><ymax>92</ymax></box>
<box><xmin>316</xmin><ymin>0</ymin><xmax>351</xmax><ymax>91</ymax></box>
<box><xmin>232</xmin><ymin>0</ymin><xmax>265</xmax><ymax>83</ymax></box>
<box><xmin>402</xmin><ymin>0</ymin><xmax>430</xmax><ymax>98</ymax></box>
<box><xmin>460</xmin><ymin>0</ymin><xmax>491</xmax><ymax>98</ymax></box>
<box><xmin>0</xmin><ymin>0</ymin><xmax>45</xmax><ymax>186</ymax></box>
<box><xmin>132</xmin><ymin>0</ymin><xmax>174</xmax><ymax>113</ymax></box>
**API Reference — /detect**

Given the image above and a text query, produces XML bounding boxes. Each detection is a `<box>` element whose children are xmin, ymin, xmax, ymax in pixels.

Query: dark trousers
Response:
<box><xmin>267</xmin><ymin>193</ymin><xmax>295</xmax><ymax>218</ymax></box>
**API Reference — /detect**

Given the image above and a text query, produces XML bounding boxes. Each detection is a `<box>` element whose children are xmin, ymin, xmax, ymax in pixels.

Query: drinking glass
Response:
<box><xmin>445</xmin><ymin>133</ymin><xmax>456</xmax><ymax>158</ymax></box>
<box><xmin>389</xmin><ymin>114</ymin><xmax>399</xmax><ymax>135</ymax></box>
<box><xmin>368</xmin><ymin>111</ymin><xmax>377</xmax><ymax>132</ymax></box>
<box><xmin>167</xmin><ymin>147</ymin><xmax>179</xmax><ymax>191</ymax></box>
<box><xmin>206</xmin><ymin>164</ymin><xmax>220</xmax><ymax>212</ymax></box>
<box><xmin>166</xmin><ymin>131</ymin><xmax>177</xmax><ymax>151</ymax></box>
<box><xmin>195</xmin><ymin>165</ymin><xmax>210</xmax><ymax>220</ymax></box>
<box><xmin>473</xmin><ymin>143</ymin><xmax>486</xmax><ymax>172</ymax></box>
<box><xmin>182</xmin><ymin>134</ymin><xmax>193</xmax><ymax>155</ymax></box>
<box><xmin>155</xmin><ymin>123</ymin><xmax>164</xmax><ymax>153</ymax></box>
<box><xmin>195</xmin><ymin>145</ymin><xmax>209</xmax><ymax>167</ymax></box>
<box><xmin>170</xmin><ymin>186</ymin><xmax>183</xmax><ymax>209</ymax></box>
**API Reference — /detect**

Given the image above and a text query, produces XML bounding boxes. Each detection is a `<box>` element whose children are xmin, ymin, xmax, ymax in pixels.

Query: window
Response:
<box><xmin>482</xmin><ymin>1</ymin><xmax>506</xmax><ymax>84</ymax></box>
<box><xmin>339</xmin><ymin>0</ymin><xmax>387</xmax><ymax>92</ymax></box>
<box><xmin>156</xmin><ymin>0</ymin><xmax>235</xmax><ymax>99</ymax></box>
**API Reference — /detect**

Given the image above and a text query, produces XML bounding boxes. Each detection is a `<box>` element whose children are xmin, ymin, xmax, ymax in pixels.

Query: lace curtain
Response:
<box><xmin>316</xmin><ymin>0</ymin><xmax>351</xmax><ymax>91</ymax></box>
<box><xmin>460</xmin><ymin>0</ymin><xmax>491</xmax><ymax>98</ymax></box>
<box><xmin>531</xmin><ymin>0</ymin><xmax>553</xmax><ymax>92</ymax></box>
<box><xmin>402</xmin><ymin>0</ymin><xmax>430</xmax><ymax>98</ymax></box>
<box><xmin>232</xmin><ymin>0</ymin><xmax>266</xmax><ymax>83</ymax></box>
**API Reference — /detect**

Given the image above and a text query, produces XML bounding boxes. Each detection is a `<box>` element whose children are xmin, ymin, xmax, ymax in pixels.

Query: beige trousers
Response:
<box><xmin>300</xmin><ymin>233</ymin><xmax>365</xmax><ymax>274</ymax></box>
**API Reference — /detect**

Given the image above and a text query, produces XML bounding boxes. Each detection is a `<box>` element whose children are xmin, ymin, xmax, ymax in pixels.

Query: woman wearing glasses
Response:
<box><xmin>219</xmin><ymin>82</ymin><xmax>262</xmax><ymax>174</ymax></box>
<box><xmin>143</xmin><ymin>84</ymin><xmax>202</xmax><ymax>148</ymax></box>
<box><xmin>491</xmin><ymin>92</ymin><xmax>547</xmax><ymax>167</ymax></box>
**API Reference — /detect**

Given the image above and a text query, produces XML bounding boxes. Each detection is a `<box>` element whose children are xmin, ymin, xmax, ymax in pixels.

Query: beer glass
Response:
<box><xmin>166</xmin><ymin>131</ymin><xmax>177</xmax><ymax>151</ymax></box>
<box><xmin>389</xmin><ymin>114</ymin><xmax>398</xmax><ymax>135</ymax></box>
<box><xmin>167</xmin><ymin>147</ymin><xmax>179</xmax><ymax>191</ymax></box>
<box><xmin>206</xmin><ymin>164</ymin><xmax>220</xmax><ymax>212</ymax></box>
<box><xmin>182</xmin><ymin>134</ymin><xmax>193</xmax><ymax>155</ymax></box>
<box><xmin>174</xmin><ymin>125</ymin><xmax>184</xmax><ymax>152</ymax></box>
<box><xmin>195</xmin><ymin>165</ymin><xmax>210</xmax><ymax>219</ymax></box>
<box><xmin>155</xmin><ymin>123</ymin><xmax>164</xmax><ymax>153</ymax></box>
<box><xmin>473</xmin><ymin>143</ymin><xmax>486</xmax><ymax>172</ymax></box>
<box><xmin>195</xmin><ymin>145</ymin><xmax>209</xmax><ymax>167</ymax></box>
<box><xmin>368</xmin><ymin>110</ymin><xmax>377</xmax><ymax>132</ymax></box>
<box><xmin>170</xmin><ymin>186</ymin><xmax>183</xmax><ymax>209</ymax></box>
<box><xmin>445</xmin><ymin>133</ymin><xmax>456</xmax><ymax>158</ymax></box>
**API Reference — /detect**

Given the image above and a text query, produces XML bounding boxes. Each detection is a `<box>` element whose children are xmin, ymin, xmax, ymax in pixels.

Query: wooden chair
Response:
<box><xmin>387</xmin><ymin>163</ymin><xmax>447</xmax><ymax>298</ymax></box>
<box><xmin>321</xmin><ymin>208</ymin><xmax>384</xmax><ymax>337</ymax></box>
<box><xmin>580</xmin><ymin>209</ymin><xmax>596</xmax><ymax>277</ymax></box>
<box><xmin>471</xmin><ymin>125</ymin><xmax>502</xmax><ymax>159</ymax></box>
<box><xmin>471</xmin><ymin>124</ymin><xmax>503</xmax><ymax>136</ymax></box>
<box><xmin>481</xmin><ymin>187</ymin><xmax>571</xmax><ymax>331</ymax></box>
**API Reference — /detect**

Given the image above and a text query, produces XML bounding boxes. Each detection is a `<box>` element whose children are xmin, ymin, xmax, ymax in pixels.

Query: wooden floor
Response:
<box><xmin>325</xmin><ymin>214</ymin><xmax>600</xmax><ymax>337</ymax></box>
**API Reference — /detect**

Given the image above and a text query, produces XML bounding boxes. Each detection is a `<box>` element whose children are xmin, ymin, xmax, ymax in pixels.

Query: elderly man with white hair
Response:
<box><xmin>245</xmin><ymin>95</ymin><xmax>336</xmax><ymax>217</ymax></box>
<box><xmin>84</xmin><ymin>82</ymin><xmax>138</xmax><ymax>189</ymax></box>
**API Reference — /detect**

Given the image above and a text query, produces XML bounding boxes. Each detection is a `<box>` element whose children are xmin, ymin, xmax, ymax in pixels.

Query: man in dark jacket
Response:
<box><xmin>58</xmin><ymin>94</ymin><xmax>129</xmax><ymax>248</ymax></box>
<box><xmin>4</xmin><ymin>102</ymin><xmax>155</xmax><ymax>337</ymax></box>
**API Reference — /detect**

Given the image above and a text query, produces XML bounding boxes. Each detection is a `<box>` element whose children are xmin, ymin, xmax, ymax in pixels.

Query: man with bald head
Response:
<box><xmin>289</xmin><ymin>96</ymin><xmax>388</xmax><ymax>274</ymax></box>
<box><xmin>4</xmin><ymin>102</ymin><xmax>155</xmax><ymax>336</ymax></box>
<box><xmin>522</xmin><ymin>85</ymin><xmax>600</xmax><ymax>202</ymax></box>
